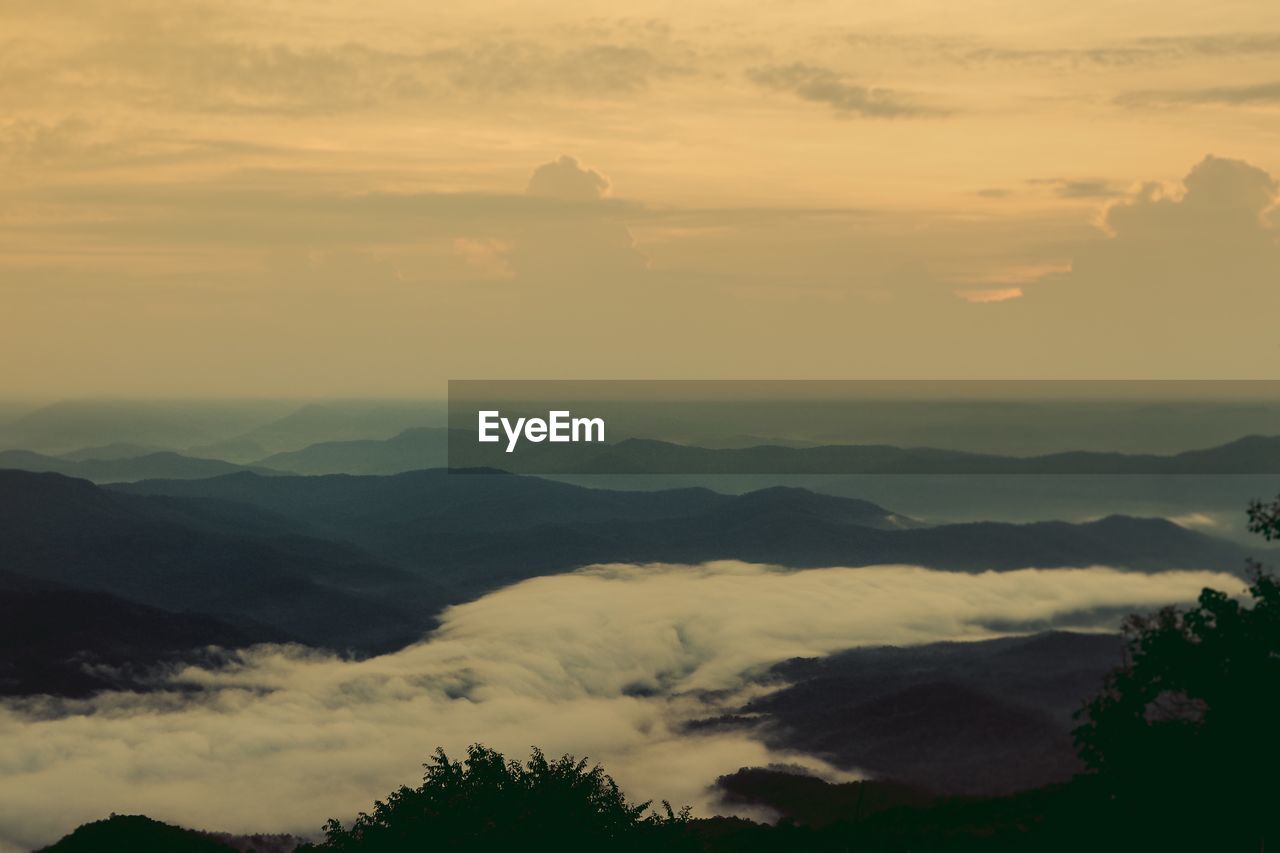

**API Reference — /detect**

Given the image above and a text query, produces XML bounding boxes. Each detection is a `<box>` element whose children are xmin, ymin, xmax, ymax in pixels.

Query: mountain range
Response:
<box><xmin>452</xmin><ymin>433</ymin><xmax>1280</xmax><ymax>475</ymax></box>
<box><xmin>117</xmin><ymin>469</ymin><xmax>1261</xmax><ymax>584</ymax></box>
<box><xmin>4</xmin><ymin>429</ymin><xmax>1280</xmax><ymax>485</ymax></box>
<box><xmin>256</xmin><ymin>426</ymin><xmax>449</xmax><ymax>474</ymax></box>
<box><xmin>1</xmin><ymin>466</ymin><xmax>1264</xmax><ymax>700</ymax></box>
<box><xmin>0</xmin><ymin>449</ymin><xmax>278</xmax><ymax>482</ymax></box>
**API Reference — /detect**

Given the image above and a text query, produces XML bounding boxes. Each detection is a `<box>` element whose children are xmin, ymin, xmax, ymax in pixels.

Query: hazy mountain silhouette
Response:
<box><xmin>0</xmin><ymin>448</ymin><xmax>279</xmax><ymax>483</ymax></box>
<box><xmin>257</xmin><ymin>426</ymin><xmax>449</xmax><ymax>474</ymax></box>
<box><xmin>59</xmin><ymin>441</ymin><xmax>165</xmax><ymax>460</ymax></box>
<box><xmin>191</xmin><ymin>401</ymin><xmax>446</xmax><ymax>461</ymax></box>
<box><xmin>0</xmin><ymin>400</ymin><xmax>288</xmax><ymax>455</ymax></box>
<box><xmin>450</xmin><ymin>433</ymin><xmax>1280</xmax><ymax>475</ymax></box>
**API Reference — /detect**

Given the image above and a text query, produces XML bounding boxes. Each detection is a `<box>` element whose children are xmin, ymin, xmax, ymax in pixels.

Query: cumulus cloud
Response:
<box><xmin>1019</xmin><ymin>155</ymin><xmax>1280</xmax><ymax>352</ymax></box>
<box><xmin>512</xmin><ymin>156</ymin><xmax>644</xmax><ymax>281</ymax></box>
<box><xmin>526</xmin><ymin>155</ymin><xmax>612</xmax><ymax>201</ymax></box>
<box><xmin>1103</xmin><ymin>155</ymin><xmax>1277</xmax><ymax>240</ymax></box>
<box><xmin>747</xmin><ymin>63</ymin><xmax>942</xmax><ymax>118</ymax></box>
<box><xmin>0</xmin><ymin>562</ymin><xmax>1239</xmax><ymax>852</ymax></box>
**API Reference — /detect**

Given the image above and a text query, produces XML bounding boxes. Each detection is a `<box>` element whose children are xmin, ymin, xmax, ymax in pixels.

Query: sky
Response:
<box><xmin>0</xmin><ymin>561</ymin><xmax>1239</xmax><ymax>851</ymax></box>
<box><xmin>3</xmin><ymin>0</ymin><xmax>1280</xmax><ymax>396</ymax></box>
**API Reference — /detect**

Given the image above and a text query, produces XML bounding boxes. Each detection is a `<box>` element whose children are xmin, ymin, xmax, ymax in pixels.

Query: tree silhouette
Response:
<box><xmin>1073</xmin><ymin>495</ymin><xmax>1280</xmax><ymax>849</ymax></box>
<box><xmin>1247</xmin><ymin>493</ymin><xmax>1280</xmax><ymax>542</ymax></box>
<box><xmin>298</xmin><ymin>744</ymin><xmax>691</xmax><ymax>852</ymax></box>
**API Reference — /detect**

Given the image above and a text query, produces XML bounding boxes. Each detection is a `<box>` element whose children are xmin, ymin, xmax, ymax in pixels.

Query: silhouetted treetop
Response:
<box><xmin>1247</xmin><ymin>492</ymin><xmax>1280</xmax><ymax>540</ymax></box>
<box><xmin>298</xmin><ymin>744</ymin><xmax>690</xmax><ymax>852</ymax></box>
<box><xmin>1074</xmin><ymin>497</ymin><xmax>1280</xmax><ymax>849</ymax></box>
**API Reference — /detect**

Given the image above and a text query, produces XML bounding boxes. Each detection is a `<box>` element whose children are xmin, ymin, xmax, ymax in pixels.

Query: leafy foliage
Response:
<box><xmin>1247</xmin><ymin>492</ymin><xmax>1280</xmax><ymax>540</ymax></box>
<box><xmin>298</xmin><ymin>744</ymin><xmax>690</xmax><ymax>852</ymax></box>
<box><xmin>1073</xmin><ymin>495</ymin><xmax>1280</xmax><ymax>848</ymax></box>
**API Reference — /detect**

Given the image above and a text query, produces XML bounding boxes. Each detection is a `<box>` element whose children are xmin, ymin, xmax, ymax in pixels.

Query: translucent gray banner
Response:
<box><xmin>447</xmin><ymin>380</ymin><xmax>1280</xmax><ymax>474</ymax></box>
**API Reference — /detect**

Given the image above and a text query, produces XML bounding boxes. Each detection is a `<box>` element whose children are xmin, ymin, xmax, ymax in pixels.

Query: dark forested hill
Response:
<box><xmin>0</xmin><ymin>470</ymin><xmax>445</xmax><ymax>654</ymax></box>
<box><xmin>35</xmin><ymin>815</ymin><xmax>239</xmax><ymax>853</ymax></box>
<box><xmin>0</xmin><ymin>570</ymin><xmax>276</xmax><ymax>696</ymax></box>
<box><xmin>730</xmin><ymin>631</ymin><xmax>1126</xmax><ymax>795</ymax></box>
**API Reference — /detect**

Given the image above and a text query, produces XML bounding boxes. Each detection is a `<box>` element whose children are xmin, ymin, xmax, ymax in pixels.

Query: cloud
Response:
<box><xmin>747</xmin><ymin>63</ymin><xmax>942</xmax><ymax>118</ymax></box>
<box><xmin>441</xmin><ymin>42</ymin><xmax>688</xmax><ymax>97</ymax></box>
<box><xmin>942</xmin><ymin>33</ymin><xmax>1280</xmax><ymax>69</ymax></box>
<box><xmin>0</xmin><ymin>562</ymin><xmax>1238</xmax><ymax>852</ymax></box>
<box><xmin>527</xmin><ymin>155</ymin><xmax>612</xmax><ymax>201</ymax></box>
<box><xmin>960</xmin><ymin>45</ymin><xmax>1152</xmax><ymax>68</ymax></box>
<box><xmin>1136</xmin><ymin>33</ymin><xmax>1280</xmax><ymax>57</ymax></box>
<box><xmin>993</xmin><ymin>154</ymin><xmax>1280</xmax><ymax>371</ymax></box>
<box><xmin>956</xmin><ymin>286</ymin><xmax>1023</xmax><ymax>303</ymax></box>
<box><xmin>1101</xmin><ymin>155</ymin><xmax>1277</xmax><ymax>243</ymax></box>
<box><xmin>452</xmin><ymin>237</ymin><xmax>515</xmax><ymax>281</ymax></box>
<box><xmin>1118</xmin><ymin>81</ymin><xmax>1280</xmax><ymax>108</ymax></box>
<box><xmin>0</xmin><ymin>118</ymin><xmax>99</xmax><ymax>167</ymax></box>
<box><xmin>1030</xmin><ymin>179</ymin><xmax>1122</xmax><ymax>200</ymax></box>
<box><xmin>0</xmin><ymin>154</ymin><xmax>645</xmax><ymax>292</ymax></box>
<box><xmin>512</xmin><ymin>156</ymin><xmax>644</xmax><ymax>281</ymax></box>
<box><xmin>0</xmin><ymin>8</ymin><xmax>693</xmax><ymax>116</ymax></box>
<box><xmin>1167</xmin><ymin>512</ymin><xmax>1224</xmax><ymax>531</ymax></box>
<box><xmin>951</xmin><ymin>261</ymin><xmax>1072</xmax><ymax>304</ymax></box>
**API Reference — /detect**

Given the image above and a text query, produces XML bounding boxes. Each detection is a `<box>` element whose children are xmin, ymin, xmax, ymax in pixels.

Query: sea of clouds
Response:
<box><xmin>0</xmin><ymin>561</ymin><xmax>1242</xmax><ymax>852</ymax></box>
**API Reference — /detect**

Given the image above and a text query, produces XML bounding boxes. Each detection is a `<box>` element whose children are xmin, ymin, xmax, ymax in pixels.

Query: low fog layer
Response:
<box><xmin>0</xmin><ymin>562</ymin><xmax>1241</xmax><ymax>851</ymax></box>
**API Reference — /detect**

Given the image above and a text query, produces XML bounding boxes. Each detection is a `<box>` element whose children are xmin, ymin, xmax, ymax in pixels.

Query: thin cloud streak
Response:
<box><xmin>747</xmin><ymin>63</ymin><xmax>945</xmax><ymax>118</ymax></box>
<box><xmin>1118</xmin><ymin>81</ymin><xmax>1280</xmax><ymax>107</ymax></box>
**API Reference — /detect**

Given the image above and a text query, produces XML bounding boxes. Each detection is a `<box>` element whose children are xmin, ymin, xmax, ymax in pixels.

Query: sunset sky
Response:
<box><xmin>4</xmin><ymin>0</ymin><xmax>1280</xmax><ymax>395</ymax></box>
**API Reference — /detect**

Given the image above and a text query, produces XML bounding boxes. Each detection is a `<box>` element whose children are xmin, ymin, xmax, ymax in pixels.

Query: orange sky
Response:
<box><xmin>3</xmin><ymin>0</ymin><xmax>1280</xmax><ymax>395</ymax></box>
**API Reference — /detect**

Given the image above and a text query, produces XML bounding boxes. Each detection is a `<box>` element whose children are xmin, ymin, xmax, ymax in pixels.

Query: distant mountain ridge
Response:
<box><xmin>0</xmin><ymin>448</ymin><xmax>279</xmax><ymax>483</ymax></box>
<box><xmin>6</xmin><ymin>428</ymin><xmax>1278</xmax><ymax>484</ymax></box>
<box><xmin>182</xmin><ymin>428</ymin><xmax>1280</xmax><ymax>477</ymax></box>
<box><xmin>0</xmin><ymin>399</ymin><xmax>290</xmax><ymax>455</ymax></box>
<box><xmin>0</xmin><ymin>399</ymin><xmax>447</xmax><ymax>462</ymax></box>
<box><xmin>256</xmin><ymin>426</ymin><xmax>448</xmax><ymax>474</ymax></box>
<box><xmin>117</xmin><ymin>469</ymin><xmax>1262</xmax><ymax>586</ymax></box>
<box><xmin>190</xmin><ymin>401</ymin><xmax>446</xmax><ymax>461</ymax></box>
<box><xmin>451</xmin><ymin>433</ymin><xmax>1280</xmax><ymax>475</ymax></box>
